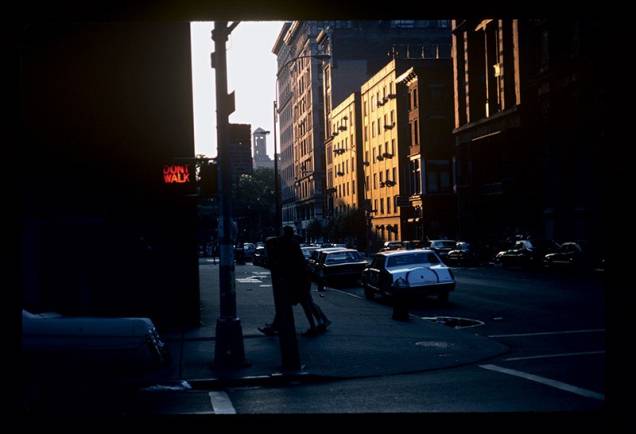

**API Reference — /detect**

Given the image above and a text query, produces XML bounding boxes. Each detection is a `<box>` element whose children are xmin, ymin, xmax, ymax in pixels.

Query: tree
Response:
<box><xmin>233</xmin><ymin>168</ymin><xmax>276</xmax><ymax>242</ymax></box>
<box><xmin>325</xmin><ymin>206</ymin><xmax>368</xmax><ymax>248</ymax></box>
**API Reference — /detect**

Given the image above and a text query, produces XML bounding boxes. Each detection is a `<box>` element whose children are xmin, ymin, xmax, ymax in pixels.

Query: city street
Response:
<box><xmin>20</xmin><ymin>259</ymin><xmax>613</xmax><ymax>432</ymax></box>
<box><xmin>217</xmin><ymin>263</ymin><xmax>606</xmax><ymax>414</ymax></box>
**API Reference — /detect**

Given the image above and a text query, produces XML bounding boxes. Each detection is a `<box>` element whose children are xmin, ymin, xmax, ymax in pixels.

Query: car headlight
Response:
<box><xmin>393</xmin><ymin>277</ymin><xmax>409</xmax><ymax>288</ymax></box>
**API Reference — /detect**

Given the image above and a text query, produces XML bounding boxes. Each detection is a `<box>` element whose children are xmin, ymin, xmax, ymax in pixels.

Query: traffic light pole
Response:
<box><xmin>212</xmin><ymin>21</ymin><xmax>248</xmax><ymax>369</ymax></box>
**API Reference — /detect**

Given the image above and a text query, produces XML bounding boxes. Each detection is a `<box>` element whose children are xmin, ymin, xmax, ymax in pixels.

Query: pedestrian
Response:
<box><xmin>258</xmin><ymin>226</ymin><xmax>331</xmax><ymax>337</ymax></box>
<box><xmin>298</xmin><ymin>270</ymin><xmax>331</xmax><ymax>336</ymax></box>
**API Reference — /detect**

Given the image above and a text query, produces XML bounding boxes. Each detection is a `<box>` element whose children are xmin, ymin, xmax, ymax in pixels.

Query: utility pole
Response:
<box><xmin>211</xmin><ymin>21</ymin><xmax>248</xmax><ymax>369</ymax></box>
<box><xmin>273</xmin><ymin>100</ymin><xmax>281</xmax><ymax>234</ymax></box>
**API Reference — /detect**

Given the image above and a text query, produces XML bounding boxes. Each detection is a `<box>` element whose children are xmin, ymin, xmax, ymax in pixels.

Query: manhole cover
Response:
<box><xmin>421</xmin><ymin>316</ymin><xmax>484</xmax><ymax>329</ymax></box>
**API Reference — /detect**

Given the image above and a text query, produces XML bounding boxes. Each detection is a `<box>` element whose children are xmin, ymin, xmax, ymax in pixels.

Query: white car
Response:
<box><xmin>361</xmin><ymin>249</ymin><xmax>456</xmax><ymax>302</ymax></box>
<box><xmin>22</xmin><ymin>310</ymin><xmax>169</xmax><ymax>372</ymax></box>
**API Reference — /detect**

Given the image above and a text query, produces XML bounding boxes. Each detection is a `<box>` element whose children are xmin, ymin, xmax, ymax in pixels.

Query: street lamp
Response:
<box><xmin>273</xmin><ymin>53</ymin><xmax>330</xmax><ymax>234</ymax></box>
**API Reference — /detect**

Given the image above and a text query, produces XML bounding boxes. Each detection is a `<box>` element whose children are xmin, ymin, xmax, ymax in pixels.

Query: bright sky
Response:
<box><xmin>190</xmin><ymin>21</ymin><xmax>285</xmax><ymax>159</ymax></box>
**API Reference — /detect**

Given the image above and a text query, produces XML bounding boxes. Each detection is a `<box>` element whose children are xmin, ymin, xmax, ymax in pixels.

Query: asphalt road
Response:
<box><xmin>23</xmin><ymin>262</ymin><xmax>612</xmax><ymax>425</ymax></box>
<box><xmin>222</xmin><ymin>264</ymin><xmax>608</xmax><ymax>415</ymax></box>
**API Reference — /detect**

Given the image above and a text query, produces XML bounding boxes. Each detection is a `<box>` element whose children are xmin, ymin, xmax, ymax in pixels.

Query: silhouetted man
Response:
<box><xmin>259</xmin><ymin>226</ymin><xmax>302</xmax><ymax>370</ymax></box>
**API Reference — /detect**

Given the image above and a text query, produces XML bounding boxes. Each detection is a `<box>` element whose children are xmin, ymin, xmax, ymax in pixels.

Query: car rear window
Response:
<box><xmin>325</xmin><ymin>251</ymin><xmax>362</xmax><ymax>264</ymax></box>
<box><xmin>432</xmin><ymin>241</ymin><xmax>456</xmax><ymax>248</ymax></box>
<box><xmin>387</xmin><ymin>252</ymin><xmax>440</xmax><ymax>267</ymax></box>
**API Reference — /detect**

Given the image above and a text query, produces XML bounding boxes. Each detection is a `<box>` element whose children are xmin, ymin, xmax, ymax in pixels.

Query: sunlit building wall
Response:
<box><xmin>361</xmin><ymin>60</ymin><xmax>410</xmax><ymax>242</ymax></box>
<box><xmin>326</xmin><ymin>92</ymin><xmax>363</xmax><ymax>218</ymax></box>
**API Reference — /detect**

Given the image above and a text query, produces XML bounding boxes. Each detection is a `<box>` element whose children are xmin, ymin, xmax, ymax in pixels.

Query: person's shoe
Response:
<box><xmin>302</xmin><ymin>328</ymin><xmax>320</xmax><ymax>337</ymax></box>
<box><xmin>258</xmin><ymin>325</ymin><xmax>278</xmax><ymax>336</ymax></box>
<box><xmin>316</xmin><ymin>320</ymin><xmax>332</xmax><ymax>333</ymax></box>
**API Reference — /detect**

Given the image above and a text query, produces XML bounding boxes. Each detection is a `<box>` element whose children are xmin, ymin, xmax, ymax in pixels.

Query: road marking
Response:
<box><xmin>329</xmin><ymin>288</ymin><xmax>363</xmax><ymax>299</ymax></box>
<box><xmin>488</xmin><ymin>328</ymin><xmax>605</xmax><ymax>338</ymax></box>
<box><xmin>479</xmin><ymin>364</ymin><xmax>604</xmax><ymax>401</ymax></box>
<box><xmin>236</xmin><ymin>278</ymin><xmax>262</xmax><ymax>283</ymax></box>
<box><xmin>209</xmin><ymin>391</ymin><xmax>236</xmax><ymax>414</ymax></box>
<box><xmin>504</xmin><ymin>350</ymin><xmax>605</xmax><ymax>361</ymax></box>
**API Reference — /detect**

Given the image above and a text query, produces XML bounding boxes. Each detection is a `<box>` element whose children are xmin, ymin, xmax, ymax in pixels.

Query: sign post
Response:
<box><xmin>211</xmin><ymin>21</ymin><xmax>248</xmax><ymax>369</ymax></box>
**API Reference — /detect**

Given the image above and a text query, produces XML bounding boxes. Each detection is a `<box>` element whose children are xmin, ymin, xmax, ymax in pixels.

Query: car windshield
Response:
<box><xmin>387</xmin><ymin>252</ymin><xmax>440</xmax><ymax>267</ymax></box>
<box><xmin>301</xmin><ymin>248</ymin><xmax>317</xmax><ymax>258</ymax></box>
<box><xmin>432</xmin><ymin>241</ymin><xmax>456</xmax><ymax>248</ymax></box>
<box><xmin>325</xmin><ymin>251</ymin><xmax>362</xmax><ymax>264</ymax></box>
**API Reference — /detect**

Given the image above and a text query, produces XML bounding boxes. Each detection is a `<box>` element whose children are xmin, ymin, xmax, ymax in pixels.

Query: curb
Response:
<box><xmin>187</xmin><ymin>371</ymin><xmax>338</xmax><ymax>389</ymax></box>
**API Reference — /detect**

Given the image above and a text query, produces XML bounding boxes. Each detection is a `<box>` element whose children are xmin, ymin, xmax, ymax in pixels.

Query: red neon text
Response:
<box><xmin>163</xmin><ymin>165</ymin><xmax>191</xmax><ymax>184</ymax></box>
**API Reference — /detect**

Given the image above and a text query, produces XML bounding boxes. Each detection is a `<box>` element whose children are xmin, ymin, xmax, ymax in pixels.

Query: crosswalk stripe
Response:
<box><xmin>209</xmin><ymin>391</ymin><xmax>236</xmax><ymax>414</ymax></box>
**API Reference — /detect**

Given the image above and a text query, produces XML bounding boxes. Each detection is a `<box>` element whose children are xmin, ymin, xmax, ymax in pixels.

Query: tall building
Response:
<box><xmin>272</xmin><ymin>22</ymin><xmax>297</xmax><ymax>228</ymax></box>
<box><xmin>252</xmin><ymin>127</ymin><xmax>274</xmax><ymax>170</ymax></box>
<box><xmin>360</xmin><ymin>59</ymin><xmax>411</xmax><ymax>242</ymax></box>
<box><xmin>326</xmin><ymin>92</ymin><xmax>364</xmax><ymax>217</ymax></box>
<box><xmin>228</xmin><ymin>123</ymin><xmax>254</xmax><ymax>185</ymax></box>
<box><xmin>274</xmin><ymin>20</ymin><xmax>452</xmax><ymax>239</ymax></box>
<box><xmin>452</xmin><ymin>19</ymin><xmax>528</xmax><ymax>243</ymax></box>
<box><xmin>274</xmin><ymin>21</ymin><xmax>327</xmax><ymax>236</ymax></box>
<box><xmin>451</xmin><ymin>18</ymin><xmax>608</xmax><ymax>248</ymax></box>
<box><xmin>19</xmin><ymin>22</ymin><xmax>200</xmax><ymax>328</ymax></box>
<box><xmin>396</xmin><ymin>59</ymin><xmax>456</xmax><ymax>241</ymax></box>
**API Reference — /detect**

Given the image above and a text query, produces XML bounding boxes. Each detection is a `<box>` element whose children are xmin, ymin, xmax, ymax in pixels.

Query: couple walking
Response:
<box><xmin>259</xmin><ymin>226</ymin><xmax>331</xmax><ymax>337</ymax></box>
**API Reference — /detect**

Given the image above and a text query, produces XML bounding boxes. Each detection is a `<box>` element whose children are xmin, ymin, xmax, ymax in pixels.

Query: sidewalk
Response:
<box><xmin>152</xmin><ymin>260</ymin><xmax>508</xmax><ymax>388</ymax></box>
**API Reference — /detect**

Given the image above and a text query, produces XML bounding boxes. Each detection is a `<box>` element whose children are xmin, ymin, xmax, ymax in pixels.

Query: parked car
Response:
<box><xmin>427</xmin><ymin>240</ymin><xmax>457</xmax><ymax>261</ymax></box>
<box><xmin>243</xmin><ymin>243</ymin><xmax>256</xmax><ymax>260</ymax></box>
<box><xmin>314</xmin><ymin>249</ymin><xmax>368</xmax><ymax>286</ymax></box>
<box><xmin>22</xmin><ymin>310</ymin><xmax>170</xmax><ymax>373</ymax></box>
<box><xmin>252</xmin><ymin>246</ymin><xmax>268</xmax><ymax>267</ymax></box>
<box><xmin>320</xmin><ymin>242</ymin><xmax>347</xmax><ymax>248</ymax></box>
<box><xmin>361</xmin><ymin>249</ymin><xmax>455</xmax><ymax>302</ymax></box>
<box><xmin>495</xmin><ymin>239</ymin><xmax>560</xmax><ymax>268</ymax></box>
<box><xmin>301</xmin><ymin>246</ymin><xmax>320</xmax><ymax>263</ymax></box>
<box><xmin>543</xmin><ymin>241</ymin><xmax>601</xmax><ymax>270</ymax></box>
<box><xmin>446</xmin><ymin>241</ymin><xmax>479</xmax><ymax>266</ymax></box>
<box><xmin>380</xmin><ymin>241</ymin><xmax>404</xmax><ymax>251</ymax></box>
<box><xmin>307</xmin><ymin>247</ymin><xmax>348</xmax><ymax>275</ymax></box>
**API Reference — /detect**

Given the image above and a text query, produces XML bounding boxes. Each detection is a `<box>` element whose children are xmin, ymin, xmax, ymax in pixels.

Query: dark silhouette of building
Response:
<box><xmin>19</xmin><ymin>23</ymin><xmax>200</xmax><ymax>329</ymax></box>
<box><xmin>228</xmin><ymin>123</ymin><xmax>254</xmax><ymax>185</ymax></box>
<box><xmin>253</xmin><ymin>127</ymin><xmax>274</xmax><ymax>170</ymax></box>
<box><xmin>451</xmin><ymin>19</ymin><xmax>608</xmax><ymax>250</ymax></box>
<box><xmin>396</xmin><ymin>59</ymin><xmax>456</xmax><ymax>241</ymax></box>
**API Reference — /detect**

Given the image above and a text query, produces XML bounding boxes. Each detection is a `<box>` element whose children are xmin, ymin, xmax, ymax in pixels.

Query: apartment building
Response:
<box><xmin>396</xmin><ymin>59</ymin><xmax>456</xmax><ymax>241</ymax></box>
<box><xmin>275</xmin><ymin>21</ymin><xmax>452</xmax><ymax>238</ymax></box>
<box><xmin>326</xmin><ymin>92</ymin><xmax>364</xmax><ymax>218</ymax></box>
<box><xmin>274</xmin><ymin>21</ymin><xmax>327</xmax><ymax>235</ymax></box>
<box><xmin>360</xmin><ymin>59</ymin><xmax>412</xmax><ymax>242</ymax></box>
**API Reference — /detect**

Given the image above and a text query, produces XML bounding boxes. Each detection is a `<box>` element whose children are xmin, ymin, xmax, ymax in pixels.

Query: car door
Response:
<box><xmin>365</xmin><ymin>254</ymin><xmax>384</xmax><ymax>289</ymax></box>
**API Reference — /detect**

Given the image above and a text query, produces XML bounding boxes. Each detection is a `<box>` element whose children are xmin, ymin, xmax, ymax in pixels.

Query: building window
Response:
<box><xmin>410</xmin><ymin>159</ymin><xmax>421</xmax><ymax>195</ymax></box>
<box><xmin>380</xmin><ymin>198</ymin><xmax>384</xmax><ymax>214</ymax></box>
<box><xmin>427</xmin><ymin>160</ymin><xmax>452</xmax><ymax>193</ymax></box>
<box><xmin>386</xmin><ymin>197</ymin><xmax>391</xmax><ymax>214</ymax></box>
